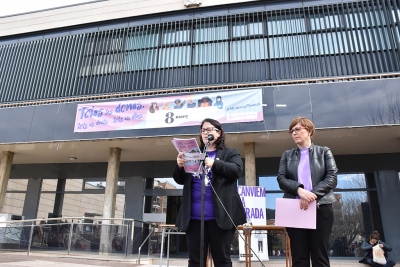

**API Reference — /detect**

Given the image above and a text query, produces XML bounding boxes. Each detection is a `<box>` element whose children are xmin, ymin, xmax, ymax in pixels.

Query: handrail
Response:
<box><xmin>0</xmin><ymin>216</ymin><xmax>157</xmax><ymax>259</ymax></box>
<box><xmin>0</xmin><ymin>216</ymin><xmax>156</xmax><ymax>226</ymax></box>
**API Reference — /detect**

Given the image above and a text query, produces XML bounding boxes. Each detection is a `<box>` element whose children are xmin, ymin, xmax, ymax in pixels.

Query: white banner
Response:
<box><xmin>74</xmin><ymin>89</ymin><xmax>263</xmax><ymax>132</ymax></box>
<box><xmin>237</xmin><ymin>186</ymin><xmax>269</xmax><ymax>262</ymax></box>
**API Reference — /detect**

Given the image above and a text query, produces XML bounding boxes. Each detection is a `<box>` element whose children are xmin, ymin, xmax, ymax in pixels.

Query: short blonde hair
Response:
<box><xmin>289</xmin><ymin>117</ymin><xmax>315</xmax><ymax>138</ymax></box>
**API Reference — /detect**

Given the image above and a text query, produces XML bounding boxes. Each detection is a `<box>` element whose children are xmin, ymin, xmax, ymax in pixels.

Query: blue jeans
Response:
<box><xmin>366</xmin><ymin>257</ymin><xmax>396</xmax><ymax>267</ymax></box>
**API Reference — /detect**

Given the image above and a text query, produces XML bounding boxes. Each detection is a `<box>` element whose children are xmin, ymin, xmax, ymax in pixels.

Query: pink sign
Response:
<box><xmin>275</xmin><ymin>198</ymin><xmax>317</xmax><ymax>229</ymax></box>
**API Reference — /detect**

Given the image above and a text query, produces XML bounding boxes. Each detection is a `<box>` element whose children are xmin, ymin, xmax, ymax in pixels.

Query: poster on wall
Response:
<box><xmin>74</xmin><ymin>89</ymin><xmax>263</xmax><ymax>132</ymax></box>
<box><xmin>237</xmin><ymin>186</ymin><xmax>268</xmax><ymax>262</ymax></box>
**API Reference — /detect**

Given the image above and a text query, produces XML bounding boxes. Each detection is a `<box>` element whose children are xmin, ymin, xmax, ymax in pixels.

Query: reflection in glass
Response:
<box><xmin>308</xmin><ymin>33</ymin><xmax>348</xmax><ymax>55</ymax></box>
<box><xmin>383</xmin><ymin>79</ymin><xmax>400</xmax><ymax>124</ymax></box>
<box><xmin>91</xmin><ymin>53</ymin><xmax>123</xmax><ymax>75</ymax></box>
<box><xmin>3</xmin><ymin>193</ymin><xmax>26</xmax><ymax>216</ymax></box>
<box><xmin>259</xmin><ymin>176</ymin><xmax>280</xmax><ymax>191</ymax></box>
<box><xmin>194</xmin><ymin>21</ymin><xmax>228</xmax><ymax>42</ymax></box>
<box><xmin>126</xmin><ymin>29</ymin><xmax>159</xmax><ymax>49</ymax></box>
<box><xmin>344</xmin><ymin>80</ymin><xmax>388</xmax><ymax>126</ymax></box>
<box><xmin>231</xmin><ymin>39</ymin><xmax>267</xmax><ymax>61</ymax></box>
<box><xmin>193</xmin><ymin>43</ymin><xmax>228</xmax><ymax>64</ymax></box>
<box><xmin>274</xmin><ymin>85</ymin><xmax>312</xmax><ymax>130</ymax></box>
<box><xmin>83</xmin><ymin>180</ymin><xmax>125</xmax><ymax>190</ymax></box>
<box><xmin>162</xmin><ymin>28</ymin><xmax>190</xmax><ymax>45</ymax></box>
<box><xmin>40</xmin><ymin>179</ymin><xmax>58</xmax><ymax>192</ymax></box>
<box><xmin>310</xmin><ymin>83</ymin><xmax>352</xmax><ymax>128</ymax></box>
<box><xmin>330</xmin><ymin>191</ymin><xmax>367</xmax><ymax>257</ymax></box>
<box><xmin>337</xmin><ymin>174</ymin><xmax>366</xmax><ymax>189</ymax></box>
<box><xmin>232</xmin><ymin>21</ymin><xmax>263</xmax><ymax>37</ymax></box>
<box><xmin>158</xmin><ymin>46</ymin><xmax>191</xmax><ymax>68</ymax></box>
<box><xmin>269</xmin><ymin>35</ymin><xmax>307</xmax><ymax>58</ymax></box>
<box><xmin>310</xmin><ymin>14</ymin><xmax>341</xmax><ymax>30</ymax></box>
<box><xmin>268</xmin><ymin>14</ymin><xmax>306</xmax><ymax>35</ymax></box>
<box><xmin>344</xmin><ymin>10</ymin><xmax>387</xmax><ymax>28</ymax></box>
<box><xmin>124</xmin><ymin>49</ymin><xmax>157</xmax><ymax>71</ymax></box>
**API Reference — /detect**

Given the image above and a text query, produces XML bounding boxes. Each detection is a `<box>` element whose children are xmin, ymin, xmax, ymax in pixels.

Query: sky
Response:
<box><xmin>0</xmin><ymin>0</ymin><xmax>93</xmax><ymax>17</ymax></box>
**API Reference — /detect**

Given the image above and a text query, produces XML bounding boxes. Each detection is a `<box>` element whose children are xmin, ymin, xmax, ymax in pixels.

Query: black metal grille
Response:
<box><xmin>0</xmin><ymin>0</ymin><xmax>399</xmax><ymax>104</ymax></box>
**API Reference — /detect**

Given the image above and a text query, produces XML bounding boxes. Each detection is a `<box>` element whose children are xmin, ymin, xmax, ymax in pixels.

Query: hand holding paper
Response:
<box><xmin>172</xmin><ymin>138</ymin><xmax>201</xmax><ymax>174</ymax></box>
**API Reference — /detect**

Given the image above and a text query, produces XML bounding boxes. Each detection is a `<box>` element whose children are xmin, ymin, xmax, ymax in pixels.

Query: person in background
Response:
<box><xmin>187</xmin><ymin>97</ymin><xmax>196</xmax><ymax>108</ymax></box>
<box><xmin>199</xmin><ymin>96</ymin><xmax>212</xmax><ymax>107</ymax></box>
<box><xmin>173</xmin><ymin>118</ymin><xmax>246</xmax><ymax>267</ymax></box>
<box><xmin>149</xmin><ymin>102</ymin><xmax>159</xmax><ymax>113</ymax></box>
<box><xmin>161</xmin><ymin>102</ymin><xmax>171</xmax><ymax>110</ymax></box>
<box><xmin>359</xmin><ymin>230</ymin><xmax>396</xmax><ymax>267</ymax></box>
<box><xmin>174</xmin><ymin>99</ymin><xmax>186</xmax><ymax>109</ymax></box>
<box><xmin>213</xmin><ymin>96</ymin><xmax>223</xmax><ymax>109</ymax></box>
<box><xmin>277</xmin><ymin>117</ymin><xmax>338</xmax><ymax>267</ymax></box>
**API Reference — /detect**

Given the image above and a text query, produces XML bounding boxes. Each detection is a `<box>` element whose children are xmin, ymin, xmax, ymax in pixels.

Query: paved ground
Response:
<box><xmin>0</xmin><ymin>252</ymin><xmax>398</xmax><ymax>267</ymax></box>
<box><xmin>0</xmin><ymin>253</ymin><xmax>141</xmax><ymax>267</ymax></box>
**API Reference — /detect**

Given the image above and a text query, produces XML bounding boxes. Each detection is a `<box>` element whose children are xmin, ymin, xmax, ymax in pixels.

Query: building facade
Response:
<box><xmin>1</xmin><ymin>0</ymin><xmax>400</xmax><ymax>259</ymax></box>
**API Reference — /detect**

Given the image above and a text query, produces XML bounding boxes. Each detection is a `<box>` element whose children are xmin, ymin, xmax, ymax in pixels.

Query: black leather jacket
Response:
<box><xmin>277</xmin><ymin>143</ymin><xmax>338</xmax><ymax>205</ymax></box>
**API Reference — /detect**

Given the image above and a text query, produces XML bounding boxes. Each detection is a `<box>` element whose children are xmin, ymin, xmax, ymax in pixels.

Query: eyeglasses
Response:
<box><xmin>289</xmin><ymin>127</ymin><xmax>305</xmax><ymax>134</ymax></box>
<box><xmin>201</xmin><ymin>127</ymin><xmax>219</xmax><ymax>133</ymax></box>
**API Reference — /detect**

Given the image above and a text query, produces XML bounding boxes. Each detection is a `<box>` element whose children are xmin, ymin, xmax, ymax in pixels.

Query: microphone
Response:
<box><xmin>207</xmin><ymin>134</ymin><xmax>214</xmax><ymax>141</ymax></box>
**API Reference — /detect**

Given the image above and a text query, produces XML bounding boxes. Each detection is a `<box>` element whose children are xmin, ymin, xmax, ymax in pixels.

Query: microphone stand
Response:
<box><xmin>192</xmin><ymin>135</ymin><xmax>265</xmax><ymax>267</ymax></box>
<box><xmin>195</xmin><ymin>138</ymin><xmax>211</xmax><ymax>267</ymax></box>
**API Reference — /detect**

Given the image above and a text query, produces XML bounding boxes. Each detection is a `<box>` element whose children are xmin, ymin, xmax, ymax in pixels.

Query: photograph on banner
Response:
<box><xmin>237</xmin><ymin>186</ymin><xmax>269</xmax><ymax>262</ymax></box>
<box><xmin>74</xmin><ymin>89</ymin><xmax>263</xmax><ymax>132</ymax></box>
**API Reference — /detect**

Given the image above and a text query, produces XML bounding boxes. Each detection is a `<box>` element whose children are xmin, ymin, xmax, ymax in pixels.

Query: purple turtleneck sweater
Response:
<box><xmin>297</xmin><ymin>148</ymin><xmax>312</xmax><ymax>198</ymax></box>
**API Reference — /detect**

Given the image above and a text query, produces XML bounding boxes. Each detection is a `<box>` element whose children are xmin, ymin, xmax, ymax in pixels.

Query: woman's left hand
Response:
<box><xmin>205</xmin><ymin>157</ymin><xmax>214</xmax><ymax>168</ymax></box>
<box><xmin>300</xmin><ymin>199</ymin><xmax>310</xmax><ymax>210</ymax></box>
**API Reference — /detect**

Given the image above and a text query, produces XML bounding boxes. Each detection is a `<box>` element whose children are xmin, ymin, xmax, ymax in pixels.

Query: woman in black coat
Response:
<box><xmin>173</xmin><ymin>118</ymin><xmax>246</xmax><ymax>267</ymax></box>
<box><xmin>277</xmin><ymin>117</ymin><xmax>338</xmax><ymax>267</ymax></box>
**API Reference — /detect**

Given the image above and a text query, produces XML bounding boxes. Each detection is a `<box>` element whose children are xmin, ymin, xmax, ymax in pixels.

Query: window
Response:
<box><xmin>267</xmin><ymin>14</ymin><xmax>306</xmax><ymax>35</ymax></box>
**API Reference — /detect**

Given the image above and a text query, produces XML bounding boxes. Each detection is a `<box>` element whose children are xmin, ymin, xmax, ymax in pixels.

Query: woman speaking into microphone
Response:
<box><xmin>173</xmin><ymin>118</ymin><xmax>246</xmax><ymax>267</ymax></box>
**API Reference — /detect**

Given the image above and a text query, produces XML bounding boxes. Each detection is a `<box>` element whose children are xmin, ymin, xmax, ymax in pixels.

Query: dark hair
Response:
<box><xmin>370</xmin><ymin>230</ymin><xmax>380</xmax><ymax>241</ymax></box>
<box><xmin>289</xmin><ymin>117</ymin><xmax>315</xmax><ymax>138</ymax></box>
<box><xmin>199</xmin><ymin>118</ymin><xmax>226</xmax><ymax>150</ymax></box>
<box><xmin>149</xmin><ymin>102</ymin><xmax>158</xmax><ymax>113</ymax></box>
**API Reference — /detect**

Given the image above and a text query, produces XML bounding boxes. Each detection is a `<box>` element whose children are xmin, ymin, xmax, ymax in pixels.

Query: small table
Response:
<box><xmin>237</xmin><ymin>225</ymin><xmax>292</xmax><ymax>267</ymax></box>
<box><xmin>158</xmin><ymin>224</ymin><xmax>185</xmax><ymax>267</ymax></box>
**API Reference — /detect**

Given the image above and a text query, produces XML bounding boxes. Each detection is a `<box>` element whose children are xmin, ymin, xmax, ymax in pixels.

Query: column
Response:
<box><xmin>125</xmin><ymin>177</ymin><xmax>145</xmax><ymax>254</ymax></box>
<box><xmin>244</xmin><ymin>142</ymin><xmax>256</xmax><ymax>186</ymax></box>
<box><xmin>0</xmin><ymin>151</ymin><xmax>14</xmax><ymax>212</ymax></box>
<box><xmin>52</xmin><ymin>178</ymin><xmax>66</xmax><ymax>218</ymax></box>
<box><xmin>375</xmin><ymin>170</ymin><xmax>400</xmax><ymax>261</ymax></box>
<box><xmin>100</xmin><ymin>147</ymin><xmax>121</xmax><ymax>255</ymax></box>
<box><xmin>22</xmin><ymin>177</ymin><xmax>43</xmax><ymax>220</ymax></box>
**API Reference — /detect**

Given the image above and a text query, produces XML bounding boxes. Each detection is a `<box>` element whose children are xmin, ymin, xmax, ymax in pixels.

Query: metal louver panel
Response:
<box><xmin>0</xmin><ymin>0</ymin><xmax>399</xmax><ymax>105</ymax></box>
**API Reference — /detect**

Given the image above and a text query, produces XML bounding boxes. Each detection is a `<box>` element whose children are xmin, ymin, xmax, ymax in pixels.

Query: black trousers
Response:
<box><xmin>366</xmin><ymin>258</ymin><xmax>396</xmax><ymax>267</ymax></box>
<box><xmin>185</xmin><ymin>220</ymin><xmax>236</xmax><ymax>267</ymax></box>
<box><xmin>286</xmin><ymin>204</ymin><xmax>334</xmax><ymax>267</ymax></box>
